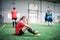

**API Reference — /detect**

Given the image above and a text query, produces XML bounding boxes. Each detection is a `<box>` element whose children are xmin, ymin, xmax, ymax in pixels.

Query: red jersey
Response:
<box><xmin>15</xmin><ymin>21</ymin><xmax>25</xmax><ymax>35</ymax></box>
<box><xmin>11</xmin><ymin>10</ymin><xmax>17</xmax><ymax>18</ymax></box>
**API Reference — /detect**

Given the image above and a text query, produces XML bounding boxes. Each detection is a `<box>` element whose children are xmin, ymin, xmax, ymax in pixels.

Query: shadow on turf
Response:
<box><xmin>13</xmin><ymin>34</ymin><xmax>37</xmax><ymax>37</ymax></box>
<box><xmin>1</xmin><ymin>34</ymin><xmax>37</xmax><ymax>37</ymax></box>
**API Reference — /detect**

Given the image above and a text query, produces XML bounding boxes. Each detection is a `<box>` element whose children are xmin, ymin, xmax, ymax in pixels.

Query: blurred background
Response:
<box><xmin>0</xmin><ymin>0</ymin><xmax>60</xmax><ymax>23</ymax></box>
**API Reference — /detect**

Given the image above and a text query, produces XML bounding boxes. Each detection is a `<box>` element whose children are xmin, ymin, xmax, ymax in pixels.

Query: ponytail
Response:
<box><xmin>20</xmin><ymin>16</ymin><xmax>26</xmax><ymax>20</ymax></box>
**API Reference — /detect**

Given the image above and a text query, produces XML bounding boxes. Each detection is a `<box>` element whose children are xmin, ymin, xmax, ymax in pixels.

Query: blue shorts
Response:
<box><xmin>48</xmin><ymin>18</ymin><xmax>53</xmax><ymax>22</ymax></box>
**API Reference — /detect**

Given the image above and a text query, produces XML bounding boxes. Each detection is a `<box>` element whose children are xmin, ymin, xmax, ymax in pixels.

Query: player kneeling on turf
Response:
<box><xmin>15</xmin><ymin>16</ymin><xmax>40</xmax><ymax>36</ymax></box>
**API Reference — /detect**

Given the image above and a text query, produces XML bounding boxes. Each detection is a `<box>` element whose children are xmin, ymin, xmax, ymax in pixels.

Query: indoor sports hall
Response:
<box><xmin>0</xmin><ymin>0</ymin><xmax>60</xmax><ymax>40</ymax></box>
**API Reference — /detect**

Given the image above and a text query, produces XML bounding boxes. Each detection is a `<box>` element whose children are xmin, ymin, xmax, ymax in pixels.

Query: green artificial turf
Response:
<box><xmin>0</xmin><ymin>23</ymin><xmax>4</xmax><ymax>28</ymax></box>
<box><xmin>0</xmin><ymin>23</ymin><xmax>60</xmax><ymax>40</ymax></box>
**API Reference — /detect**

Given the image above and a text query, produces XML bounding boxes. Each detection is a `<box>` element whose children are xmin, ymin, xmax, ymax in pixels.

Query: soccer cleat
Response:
<box><xmin>33</xmin><ymin>33</ymin><xmax>41</xmax><ymax>36</ymax></box>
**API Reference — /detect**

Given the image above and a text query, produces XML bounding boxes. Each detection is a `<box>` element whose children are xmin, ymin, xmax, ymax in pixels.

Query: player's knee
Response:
<box><xmin>12</xmin><ymin>20</ymin><xmax>15</xmax><ymax>22</ymax></box>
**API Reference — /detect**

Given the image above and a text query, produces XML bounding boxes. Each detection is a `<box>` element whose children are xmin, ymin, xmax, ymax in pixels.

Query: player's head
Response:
<box><xmin>49</xmin><ymin>9</ymin><xmax>52</xmax><ymax>12</ymax></box>
<box><xmin>13</xmin><ymin>7</ymin><xmax>16</xmax><ymax>10</ymax></box>
<box><xmin>47</xmin><ymin>10</ymin><xmax>50</xmax><ymax>12</ymax></box>
<box><xmin>47</xmin><ymin>9</ymin><xmax>52</xmax><ymax>12</ymax></box>
<box><xmin>20</xmin><ymin>16</ymin><xmax>26</xmax><ymax>21</ymax></box>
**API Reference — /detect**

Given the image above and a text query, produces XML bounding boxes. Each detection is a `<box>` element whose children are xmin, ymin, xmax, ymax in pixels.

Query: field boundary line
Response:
<box><xmin>0</xmin><ymin>24</ymin><xmax>6</xmax><ymax>30</ymax></box>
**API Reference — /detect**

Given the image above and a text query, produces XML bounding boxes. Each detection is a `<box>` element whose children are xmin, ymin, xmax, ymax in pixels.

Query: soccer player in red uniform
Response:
<box><xmin>15</xmin><ymin>16</ymin><xmax>40</xmax><ymax>36</ymax></box>
<box><xmin>11</xmin><ymin>7</ymin><xmax>17</xmax><ymax>27</ymax></box>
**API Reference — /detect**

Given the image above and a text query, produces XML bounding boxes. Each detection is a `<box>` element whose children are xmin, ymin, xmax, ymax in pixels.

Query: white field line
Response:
<box><xmin>0</xmin><ymin>24</ymin><xmax>6</xmax><ymax>30</ymax></box>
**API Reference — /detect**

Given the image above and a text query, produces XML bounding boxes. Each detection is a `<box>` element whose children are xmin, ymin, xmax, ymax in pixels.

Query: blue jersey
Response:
<box><xmin>45</xmin><ymin>12</ymin><xmax>53</xmax><ymax>22</ymax></box>
<box><xmin>47</xmin><ymin>13</ymin><xmax>52</xmax><ymax>19</ymax></box>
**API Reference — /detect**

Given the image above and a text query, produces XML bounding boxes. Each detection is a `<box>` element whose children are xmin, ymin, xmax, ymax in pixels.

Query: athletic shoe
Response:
<box><xmin>33</xmin><ymin>33</ymin><xmax>41</xmax><ymax>36</ymax></box>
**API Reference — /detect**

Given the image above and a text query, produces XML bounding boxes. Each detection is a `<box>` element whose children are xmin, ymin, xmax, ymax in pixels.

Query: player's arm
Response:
<box><xmin>24</xmin><ymin>23</ymin><xmax>39</xmax><ymax>34</ymax></box>
<box><xmin>24</xmin><ymin>24</ymin><xmax>31</xmax><ymax>28</ymax></box>
<box><xmin>11</xmin><ymin>11</ymin><xmax>13</xmax><ymax>14</ymax></box>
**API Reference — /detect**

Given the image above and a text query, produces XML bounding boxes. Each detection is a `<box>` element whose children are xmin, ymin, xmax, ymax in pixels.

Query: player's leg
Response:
<box><xmin>27</xmin><ymin>27</ymin><xmax>37</xmax><ymax>34</ymax></box>
<box><xmin>51</xmin><ymin>18</ymin><xmax>53</xmax><ymax>25</ymax></box>
<box><xmin>15</xmin><ymin>18</ymin><xmax>17</xmax><ymax>25</ymax></box>
<box><xmin>12</xmin><ymin>19</ymin><xmax>15</xmax><ymax>27</ymax></box>
<box><xmin>47</xmin><ymin>17</ymin><xmax>51</xmax><ymax>26</ymax></box>
<box><xmin>48</xmin><ymin>21</ymin><xmax>53</xmax><ymax>26</ymax></box>
<box><xmin>22</xmin><ymin>26</ymin><xmax>40</xmax><ymax>36</ymax></box>
<box><xmin>27</xmin><ymin>27</ymin><xmax>40</xmax><ymax>36</ymax></box>
<box><xmin>48</xmin><ymin>20</ymin><xmax>50</xmax><ymax>26</ymax></box>
<box><xmin>18</xmin><ymin>26</ymin><xmax>27</xmax><ymax>35</ymax></box>
<box><xmin>13</xmin><ymin>18</ymin><xmax>17</xmax><ymax>28</ymax></box>
<box><xmin>49</xmin><ymin>18</ymin><xmax>53</xmax><ymax>26</ymax></box>
<box><xmin>50</xmin><ymin>22</ymin><xmax>53</xmax><ymax>26</ymax></box>
<box><xmin>25</xmin><ymin>19</ymin><xmax>40</xmax><ymax>35</ymax></box>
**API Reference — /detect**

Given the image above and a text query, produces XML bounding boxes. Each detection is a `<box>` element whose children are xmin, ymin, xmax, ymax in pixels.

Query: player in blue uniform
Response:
<box><xmin>45</xmin><ymin>10</ymin><xmax>53</xmax><ymax>26</ymax></box>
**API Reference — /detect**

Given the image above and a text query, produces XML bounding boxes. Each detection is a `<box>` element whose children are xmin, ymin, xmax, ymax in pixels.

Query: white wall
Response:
<box><xmin>0</xmin><ymin>0</ymin><xmax>2</xmax><ymax>15</ymax></box>
<box><xmin>2</xmin><ymin>0</ymin><xmax>29</xmax><ymax>23</ymax></box>
<box><xmin>54</xmin><ymin>3</ymin><xmax>60</xmax><ymax>22</ymax></box>
<box><xmin>2</xmin><ymin>0</ymin><xmax>60</xmax><ymax>23</ymax></box>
